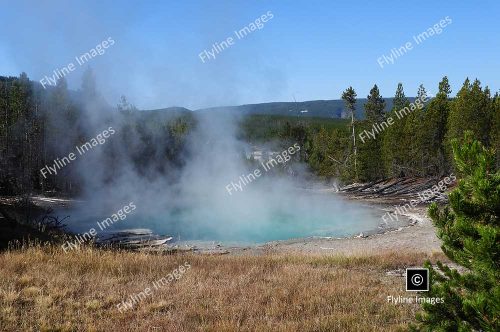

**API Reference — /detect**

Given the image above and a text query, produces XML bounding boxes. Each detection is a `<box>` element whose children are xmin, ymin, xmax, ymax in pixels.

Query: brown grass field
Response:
<box><xmin>0</xmin><ymin>244</ymin><xmax>447</xmax><ymax>331</ymax></box>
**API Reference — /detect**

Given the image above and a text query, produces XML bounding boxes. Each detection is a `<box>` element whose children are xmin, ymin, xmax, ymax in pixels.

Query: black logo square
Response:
<box><xmin>406</xmin><ymin>268</ymin><xmax>429</xmax><ymax>291</ymax></box>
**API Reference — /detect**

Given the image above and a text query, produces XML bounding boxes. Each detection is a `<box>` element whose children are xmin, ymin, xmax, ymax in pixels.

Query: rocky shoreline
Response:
<box><xmin>251</xmin><ymin>176</ymin><xmax>455</xmax><ymax>256</ymax></box>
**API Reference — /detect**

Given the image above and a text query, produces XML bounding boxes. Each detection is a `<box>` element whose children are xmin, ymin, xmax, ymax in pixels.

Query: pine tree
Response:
<box><xmin>438</xmin><ymin>76</ymin><xmax>452</xmax><ymax>96</ymax></box>
<box><xmin>309</xmin><ymin>127</ymin><xmax>350</xmax><ymax>179</ymax></box>
<box><xmin>342</xmin><ymin>87</ymin><xmax>358</xmax><ymax>180</ymax></box>
<box><xmin>364</xmin><ymin>84</ymin><xmax>385</xmax><ymax>122</ymax></box>
<box><xmin>47</xmin><ymin>78</ymin><xmax>71</xmax><ymax>151</ymax></box>
<box><xmin>491</xmin><ymin>93</ymin><xmax>500</xmax><ymax>168</ymax></box>
<box><xmin>447</xmin><ymin>78</ymin><xmax>492</xmax><ymax>147</ymax></box>
<box><xmin>382</xmin><ymin>83</ymin><xmax>410</xmax><ymax>177</ymax></box>
<box><xmin>393</xmin><ymin>82</ymin><xmax>408</xmax><ymax>110</ymax></box>
<box><xmin>417</xmin><ymin>84</ymin><xmax>428</xmax><ymax>100</ymax></box>
<box><xmin>8</xmin><ymin>73</ymin><xmax>32</xmax><ymax>193</ymax></box>
<box><xmin>424</xmin><ymin>77</ymin><xmax>452</xmax><ymax>174</ymax></box>
<box><xmin>405</xmin><ymin>84</ymin><xmax>429</xmax><ymax>176</ymax></box>
<box><xmin>414</xmin><ymin>132</ymin><xmax>500</xmax><ymax>331</ymax></box>
<box><xmin>358</xmin><ymin>84</ymin><xmax>385</xmax><ymax>180</ymax></box>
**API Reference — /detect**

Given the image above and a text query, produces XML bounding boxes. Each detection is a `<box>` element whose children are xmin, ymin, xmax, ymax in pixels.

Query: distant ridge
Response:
<box><xmin>144</xmin><ymin>98</ymin><xmax>419</xmax><ymax>119</ymax></box>
<box><xmin>142</xmin><ymin>106</ymin><xmax>191</xmax><ymax>114</ymax></box>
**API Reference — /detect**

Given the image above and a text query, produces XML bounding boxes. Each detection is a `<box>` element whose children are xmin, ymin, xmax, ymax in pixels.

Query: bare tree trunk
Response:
<box><xmin>351</xmin><ymin>110</ymin><xmax>358</xmax><ymax>180</ymax></box>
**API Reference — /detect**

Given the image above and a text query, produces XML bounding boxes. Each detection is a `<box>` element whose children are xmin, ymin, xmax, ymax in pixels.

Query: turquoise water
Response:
<box><xmin>64</xmin><ymin>191</ymin><xmax>389</xmax><ymax>244</ymax></box>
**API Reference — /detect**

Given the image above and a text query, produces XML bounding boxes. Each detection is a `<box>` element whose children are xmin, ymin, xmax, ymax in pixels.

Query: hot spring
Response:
<box><xmin>62</xmin><ymin>186</ymin><xmax>402</xmax><ymax>246</ymax></box>
<box><xmin>61</xmin><ymin>114</ymin><xmax>407</xmax><ymax>246</ymax></box>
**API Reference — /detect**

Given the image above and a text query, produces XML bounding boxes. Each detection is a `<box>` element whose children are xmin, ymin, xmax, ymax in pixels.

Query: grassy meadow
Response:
<box><xmin>0</xmin><ymin>245</ymin><xmax>446</xmax><ymax>331</ymax></box>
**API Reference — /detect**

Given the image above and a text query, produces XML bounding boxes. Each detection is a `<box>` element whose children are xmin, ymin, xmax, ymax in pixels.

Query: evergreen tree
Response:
<box><xmin>47</xmin><ymin>77</ymin><xmax>71</xmax><ymax>151</ymax></box>
<box><xmin>491</xmin><ymin>93</ymin><xmax>500</xmax><ymax>168</ymax></box>
<box><xmin>393</xmin><ymin>82</ymin><xmax>408</xmax><ymax>110</ymax></box>
<box><xmin>438</xmin><ymin>76</ymin><xmax>452</xmax><ymax>97</ymax></box>
<box><xmin>447</xmin><ymin>78</ymin><xmax>492</xmax><ymax>147</ymax></box>
<box><xmin>415</xmin><ymin>132</ymin><xmax>500</xmax><ymax>331</ymax></box>
<box><xmin>405</xmin><ymin>84</ymin><xmax>429</xmax><ymax>176</ymax></box>
<box><xmin>309</xmin><ymin>127</ymin><xmax>350</xmax><ymax>179</ymax></box>
<box><xmin>342</xmin><ymin>87</ymin><xmax>358</xmax><ymax>180</ymax></box>
<box><xmin>382</xmin><ymin>83</ymin><xmax>410</xmax><ymax>177</ymax></box>
<box><xmin>8</xmin><ymin>73</ymin><xmax>32</xmax><ymax>193</ymax></box>
<box><xmin>364</xmin><ymin>84</ymin><xmax>385</xmax><ymax>122</ymax></box>
<box><xmin>424</xmin><ymin>77</ymin><xmax>452</xmax><ymax>174</ymax></box>
<box><xmin>417</xmin><ymin>84</ymin><xmax>428</xmax><ymax>100</ymax></box>
<box><xmin>358</xmin><ymin>84</ymin><xmax>386</xmax><ymax>180</ymax></box>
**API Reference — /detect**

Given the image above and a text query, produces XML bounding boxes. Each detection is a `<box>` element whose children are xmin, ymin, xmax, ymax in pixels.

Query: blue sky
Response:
<box><xmin>0</xmin><ymin>0</ymin><xmax>498</xmax><ymax>109</ymax></box>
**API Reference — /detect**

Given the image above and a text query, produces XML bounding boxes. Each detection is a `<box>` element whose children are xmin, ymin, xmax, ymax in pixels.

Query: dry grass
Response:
<box><xmin>0</xmin><ymin>245</ymin><xmax>446</xmax><ymax>331</ymax></box>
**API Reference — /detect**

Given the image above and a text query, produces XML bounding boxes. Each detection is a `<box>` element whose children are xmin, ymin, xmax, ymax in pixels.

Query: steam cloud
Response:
<box><xmin>63</xmin><ymin>104</ymin><xmax>386</xmax><ymax>244</ymax></box>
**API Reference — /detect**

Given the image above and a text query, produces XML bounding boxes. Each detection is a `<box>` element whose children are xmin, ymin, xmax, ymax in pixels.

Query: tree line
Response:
<box><xmin>0</xmin><ymin>71</ymin><xmax>193</xmax><ymax>196</ymax></box>
<box><xmin>304</xmin><ymin>77</ymin><xmax>500</xmax><ymax>182</ymax></box>
<box><xmin>1</xmin><ymin>72</ymin><xmax>498</xmax><ymax>196</ymax></box>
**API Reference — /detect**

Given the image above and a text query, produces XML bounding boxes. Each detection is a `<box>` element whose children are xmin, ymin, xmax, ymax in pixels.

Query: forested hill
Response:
<box><xmin>1</xmin><ymin>71</ymin><xmax>498</xmax><ymax>196</ymax></box>
<box><xmin>199</xmin><ymin>100</ymin><xmax>358</xmax><ymax>118</ymax></box>
<box><xmin>147</xmin><ymin>99</ymin><xmax>416</xmax><ymax>119</ymax></box>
